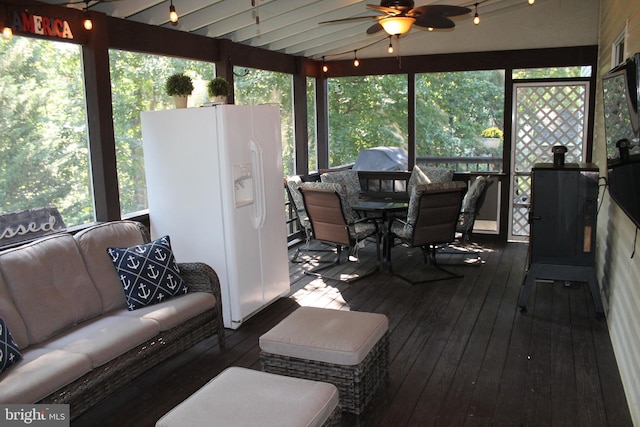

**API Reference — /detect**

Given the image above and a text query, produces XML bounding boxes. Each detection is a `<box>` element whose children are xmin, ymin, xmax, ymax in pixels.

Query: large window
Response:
<box><xmin>327</xmin><ymin>75</ymin><xmax>408</xmax><ymax>167</ymax></box>
<box><xmin>109</xmin><ymin>50</ymin><xmax>214</xmax><ymax>215</ymax></box>
<box><xmin>0</xmin><ymin>36</ymin><xmax>93</xmax><ymax>227</ymax></box>
<box><xmin>233</xmin><ymin>67</ymin><xmax>294</xmax><ymax>176</ymax></box>
<box><xmin>415</xmin><ymin>70</ymin><xmax>505</xmax><ymax>172</ymax></box>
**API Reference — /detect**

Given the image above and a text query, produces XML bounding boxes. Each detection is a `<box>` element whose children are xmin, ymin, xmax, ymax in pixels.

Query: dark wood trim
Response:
<box><xmin>82</xmin><ymin>12</ymin><xmax>120</xmax><ymax>221</ymax></box>
<box><xmin>321</xmin><ymin>46</ymin><xmax>598</xmax><ymax>77</ymax></box>
<box><xmin>316</xmin><ymin>77</ymin><xmax>329</xmax><ymax>171</ymax></box>
<box><xmin>106</xmin><ymin>15</ymin><xmax>219</xmax><ymax>62</ymax></box>
<box><xmin>293</xmin><ymin>57</ymin><xmax>309</xmax><ymax>175</ymax></box>
<box><xmin>408</xmin><ymin>72</ymin><xmax>416</xmax><ymax>169</ymax></box>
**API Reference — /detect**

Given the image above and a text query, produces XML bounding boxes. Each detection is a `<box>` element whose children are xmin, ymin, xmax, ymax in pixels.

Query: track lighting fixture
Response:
<box><xmin>473</xmin><ymin>3</ymin><xmax>480</xmax><ymax>25</ymax></box>
<box><xmin>169</xmin><ymin>0</ymin><xmax>178</xmax><ymax>25</ymax></box>
<box><xmin>353</xmin><ymin>51</ymin><xmax>359</xmax><ymax>67</ymax></box>
<box><xmin>388</xmin><ymin>37</ymin><xmax>394</xmax><ymax>54</ymax></box>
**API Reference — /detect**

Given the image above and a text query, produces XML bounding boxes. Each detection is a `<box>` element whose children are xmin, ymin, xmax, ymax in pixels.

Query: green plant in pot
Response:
<box><xmin>166</xmin><ymin>73</ymin><xmax>194</xmax><ymax>108</ymax></box>
<box><xmin>208</xmin><ymin>77</ymin><xmax>231</xmax><ymax>103</ymax></box>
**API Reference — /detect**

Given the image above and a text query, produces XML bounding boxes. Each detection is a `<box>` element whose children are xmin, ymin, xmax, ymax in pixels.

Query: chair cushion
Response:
<box><xmin>0</xmin><ymin>233</ymin><xmax>103</xmax><ymax>345</ymax></box>
<box><xmin>41</xmin><ymin>315</ymin><xmax>160</xmax><ymax>368</ymax></box>
<box><xmin>0</xmin><ymin>273</ymin><xmax>29</xmax><ymax>349</ymax></box>
<box><xmin>0</xmin><ymin>316</ymin><xmax>22</xmax><ymax>374</ymax></box>
<box><xmin>75</xmin><ymin>220</ymin><xmax>147</xmax><ymax>312</ymax></box>
<box><xmin>286</xmin><ymin>176</ymin><xmax>310</xmax><ymax>229</ymax></box>
<box><xmin>408</xmin><ymin>165</ymin><xmax>454</xmax><ymax>194</ymax></box>
<box><xmin>259</xmin><ymin>306</ymin><xmax>389</xmax><ymax>366</ymax></box>
<box><xmin>302</xmin><ymin>181</ymin><xmax>359</xmax><ymax>224</ymax></box>
<box><xmin>0</xmin><ymin>348</ymin><xmax>92</xmax><ymax>404</ymax></box>
<box><xmin>108</xmin><ymin>236</ymin><xmax>187</xmax><ymax>311</ymax></box>
<box><xmin>156</xmin><ymin>367</ymin><xmax>339</xmax><ymax>427</ymax></box>
<box><xmin>394</xmin><ymin>181</ymin><xmax>468</xmax><ymax>240</ymax></box>
<box><xmin>113</xmin><ymin>292</ymin><xmax>215</xmax><ymax>331</ymax></box>
<box><xmin>320</xmin><ymin>169</ymin><xmax>361</xmax><ymax>195</ymax></box>
<box><xmin>461</xmin><ymin>176</ymin><xmax>490</xmax><ymax>214</ymax></box>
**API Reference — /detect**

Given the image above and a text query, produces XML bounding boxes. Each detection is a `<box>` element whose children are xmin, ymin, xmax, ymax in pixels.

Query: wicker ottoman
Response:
<box><xmin>155</xmin><ymin>367</ymin><xmax>341</xmax><ymax>427</ymax></box>
<box><xmin>259</xmin><ymin>306</ymin><xmax>389</xmax><ymax>415</ymax></box>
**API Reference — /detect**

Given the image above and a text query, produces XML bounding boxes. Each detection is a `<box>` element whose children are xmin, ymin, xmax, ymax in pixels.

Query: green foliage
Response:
<box><xmin>165</xmin><ymin>73</ymin><xmax>194</xmax><ymax>96</ymax></box>
<box><xmin>234</xmin><ymin>67</ymin><xmax>294</xmax><ymax>176</ymax></box>
<box><xmin>0</xmin><ymin>36</ymin><xmax>93</xmax><ymax>226</ymax></box>
<box><xmin>327</xmin><ymin>75</ymin><xmax>408</xmax><ymax>167</ymax></box>
<box><xmin>109</xmin><ymin>50</ymin><xmax>214</xmax><ymax>214</ymax></box>
<box><xmin>415</xmin><ymin>70</ymin><xmax>505</xmax><ymax>165</ymax></box>
<box><xmin>208</xmin><ymin>77</ymin><xmax>231</xmax><ymax>97</ymax></box>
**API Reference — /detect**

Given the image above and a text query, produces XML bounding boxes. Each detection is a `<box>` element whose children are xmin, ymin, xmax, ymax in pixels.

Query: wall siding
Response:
<box><xmin>595</xmin><ymin>1</ymin><xmax>640</xmax><ymax>424</ymax></box>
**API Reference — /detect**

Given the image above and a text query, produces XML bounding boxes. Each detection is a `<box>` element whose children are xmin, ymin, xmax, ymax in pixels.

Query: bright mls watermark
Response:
<box><xmin>0</xmin><ymin>405</ymin><xmax>69</xmax><ymax>426</ymax></box>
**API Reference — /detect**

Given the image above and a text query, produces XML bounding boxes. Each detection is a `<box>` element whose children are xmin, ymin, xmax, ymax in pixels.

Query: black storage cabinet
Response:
<box><xmin>518</xmin><ymin>163</ymin><xmax>604</xmax><ymax>317</ymax></box>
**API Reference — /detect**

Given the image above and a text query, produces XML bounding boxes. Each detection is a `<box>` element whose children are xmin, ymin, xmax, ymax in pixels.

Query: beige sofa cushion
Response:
<box><xmin>0</xmin><ymin>272</ymin><xmax>29</xmax><ymax>349</ymax></box>
<box><xmin>41</xmin><ymin>315</ymin><xmax>160</xmax><ymax>368</ymax></box>
<box><xmin>114</xmin><ymin>292</ymin><xmax>215</xmax><ymax>331</ymax></box>
<box><xmin>74</xmin><ymin>221</ymin><xmax>146</xmax><ymax>313</ymax></box>
<box><xmin>156</xmin><ymin>367</ymin><xmax>339</xmax><ymax>427</ymax></box>
<box><xmin>0</xmin><ymin>234</ymin><xmax>102</xmax><ymax>345</ymax></box>
<box><xmin>259</xmin><ymin>307</ymin><xmax>388</xmax><ymax>366</ymax></box>
<box><xmin>0</xmin><ymin>347</ymin><xmax>92</xmax><ymax>403</ymax></box>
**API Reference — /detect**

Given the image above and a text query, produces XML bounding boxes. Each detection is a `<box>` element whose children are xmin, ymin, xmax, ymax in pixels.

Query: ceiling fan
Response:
<box><xmin>320</xmin><ymin>0</ymin><xmax>471</xmax><ymax>36</ymax></box>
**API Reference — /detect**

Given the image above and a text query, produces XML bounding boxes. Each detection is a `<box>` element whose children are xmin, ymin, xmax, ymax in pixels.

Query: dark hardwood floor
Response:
<box><xmin>71</xmin><ymin>237</ymin><xmax>633</xmax><ymax>426</ymax></box>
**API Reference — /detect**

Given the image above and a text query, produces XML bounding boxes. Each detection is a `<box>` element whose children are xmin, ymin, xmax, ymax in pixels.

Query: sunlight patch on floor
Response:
<box><xmin>290</xmin><ymin>278</ymin><xmax>350</xmax><ymax>310</ymax></box>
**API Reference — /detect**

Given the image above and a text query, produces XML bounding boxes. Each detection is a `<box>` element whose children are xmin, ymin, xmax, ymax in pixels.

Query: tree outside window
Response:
<box><xmin>0</xmin><ymin>36</ymin><xmax>93</xmax><ymax>227</ymax></box>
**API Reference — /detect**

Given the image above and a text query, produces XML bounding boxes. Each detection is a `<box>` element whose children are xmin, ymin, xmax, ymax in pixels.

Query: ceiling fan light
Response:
<box><xmin>380</xmin><ymin>16</ymin><xmax>415</xmax><ymax>36</ymax></box>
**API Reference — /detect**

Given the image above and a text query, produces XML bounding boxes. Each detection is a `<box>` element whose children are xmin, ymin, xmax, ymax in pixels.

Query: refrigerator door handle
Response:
<box><xmin>249</xmin><ymin>138</ymin><xmax>267</xmax><ymax>229</ymax></box>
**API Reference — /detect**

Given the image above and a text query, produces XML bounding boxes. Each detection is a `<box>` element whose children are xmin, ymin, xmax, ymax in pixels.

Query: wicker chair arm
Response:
<box><xmin>178</xmin><ymin>262</ymin><xmax>226</xmax><ymax>348</ymax></box>
<box><xmin>179</xmin><ymin>262</ymin><xmax>222</xmax><ymax>298</ymax></box>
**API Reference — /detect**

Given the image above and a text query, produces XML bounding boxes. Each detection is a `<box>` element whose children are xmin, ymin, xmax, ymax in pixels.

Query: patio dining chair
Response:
<box><xmin>388</xmin><ymin>181</ymin><xmax>467</xmax><ymax>284</ymax></box>
<box><xmin>299</xmin><ymin>185</ymin><xmax>380</xmax><ymax>283</ymax></box>
<box><xmin>285</xmin><ymin>176</ymin><xmax>334</xmax><ymax>263</ymax></box>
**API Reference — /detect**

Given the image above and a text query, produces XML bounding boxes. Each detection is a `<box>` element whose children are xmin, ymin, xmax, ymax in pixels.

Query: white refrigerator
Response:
<box><xmin>141</xmin><ymin>104</ymin><xmax>290</xmax><ymax>329</ymax></box>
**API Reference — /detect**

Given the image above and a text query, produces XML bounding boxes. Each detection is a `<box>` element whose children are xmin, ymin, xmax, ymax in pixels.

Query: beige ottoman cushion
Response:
<box><xmin>259</xmin><ymin>307</ymin><xmax>389</xmax><ymax>366</ymax></box>
<box><xmin>156</xmin><ymin>367</ymin><xmax>339</xmax><ymax>427</ymax></box>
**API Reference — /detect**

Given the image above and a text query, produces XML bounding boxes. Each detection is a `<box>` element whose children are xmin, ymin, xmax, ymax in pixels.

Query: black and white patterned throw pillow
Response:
<box><xmin>108</xmin><ymin>236</ymin><xmax>187</xmax><ymax>311</ymax></box>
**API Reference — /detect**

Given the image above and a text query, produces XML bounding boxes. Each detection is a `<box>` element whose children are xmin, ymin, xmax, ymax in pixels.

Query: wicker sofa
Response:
<box><xmin>0</xmin><ymin>220</ymin><xmax>225</xmax><ymax>420</ymax></box>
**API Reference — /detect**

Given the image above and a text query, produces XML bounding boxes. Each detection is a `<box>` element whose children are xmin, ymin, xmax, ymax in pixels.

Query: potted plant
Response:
<box><xmin>208</xmin><ymin>77</ymin><xmax>231</xmax><ymax>104</ymax></box>
<box><xmin>165</xmin><ymin>73</ymin><xmax>194</xmax><ymax>108</ymax></box>
<box><xmin>481</xmin><ymin>126</ymin><xmax>503</xmax><ymax>149</ymax></box>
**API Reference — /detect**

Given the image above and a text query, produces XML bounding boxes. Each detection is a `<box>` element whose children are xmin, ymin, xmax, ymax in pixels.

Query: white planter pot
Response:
<box><xmin>211</xmin><ymin>95</ymin><xmax>227</xmax><ymax>104</ymax></box>
<box><xmin>482</xmin><ymin>137</ymin><xmax>501</xmax><ymax>149</ymax></box>
<box><xmin>173</xmin><ymin>95</ymin><xmax>188</xmax><ymax>109</ymax></box>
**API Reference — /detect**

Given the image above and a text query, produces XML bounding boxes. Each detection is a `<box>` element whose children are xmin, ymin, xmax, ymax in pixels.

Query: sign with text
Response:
<box><xmin>0</xmin><ymin>404</ymin><xmax>69</xmax><ymax>426</ymax></box>
<box><xmin>11</xmin><ymin>10</ymin><xmax>74</xmax><ymax>40</ymax></box>
<box><xmin>0</xmin><ymin>206</ymin><xmax>66</xmax><ymax>246</ymax></box>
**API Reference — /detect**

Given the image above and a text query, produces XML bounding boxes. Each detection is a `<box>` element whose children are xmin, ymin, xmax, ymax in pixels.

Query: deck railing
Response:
<box><xmin>416</xmin><ymin>156</ymin><xmax>502</xmax><ymax>173</ymax></box>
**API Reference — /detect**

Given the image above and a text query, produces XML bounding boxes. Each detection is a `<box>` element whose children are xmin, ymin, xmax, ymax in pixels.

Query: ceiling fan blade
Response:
<box><xmin>414</xmin><ymin>15</ymin><xmax>455</xmax><ymax>29</ymax></box>
<box><xmin>410</xmin><ymin>5</ymin><xmax>471</xmax><ymax>18</ymax></box>
<box><xmin>366</xmin><ymin>22</ymin><xmax>384</xmax><ymax>34</ymax></box>
<box><xmin>319</xmin><ymin>15</ymin><xmax>382</xmax><ymax>25</ymax></box>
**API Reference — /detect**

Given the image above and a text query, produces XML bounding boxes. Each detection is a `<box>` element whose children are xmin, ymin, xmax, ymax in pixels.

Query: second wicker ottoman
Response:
<box><xmin>259</xmin><ymin>306</ymin><xmax>389</xmax><ymax>415</ymax></box>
